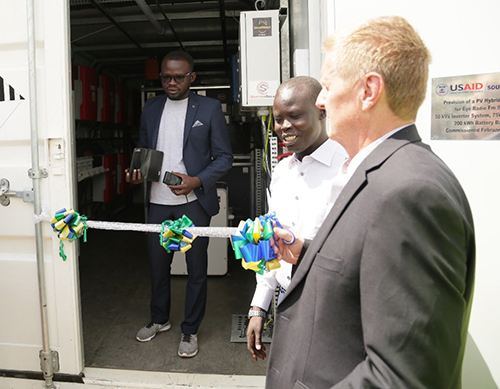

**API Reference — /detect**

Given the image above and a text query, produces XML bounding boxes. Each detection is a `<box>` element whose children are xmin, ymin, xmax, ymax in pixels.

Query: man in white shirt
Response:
<box><xmin>246</xmin><ymin>76</ymin><xmax>347</xmax><ymax>361</ymax></box>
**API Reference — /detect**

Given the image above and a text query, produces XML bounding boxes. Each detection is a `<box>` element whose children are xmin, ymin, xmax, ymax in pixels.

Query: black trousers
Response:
<box><xmin>147</xmin><ymin>201</ymin><xmax>211</xmax><ymax>334</ymax></box>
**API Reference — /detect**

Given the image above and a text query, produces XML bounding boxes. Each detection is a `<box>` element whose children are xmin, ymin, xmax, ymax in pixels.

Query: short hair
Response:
<box><xmin>162</xmin><ymin>50</ymin><xmax>195</xmax><ymax>71</ymax></box>
<box><xmin>277</xmin><ymin>76</ymin><xmax>323</xmax><ymax>103</ymax></box>
<box><xmin>323</xmin><ymin>16</ymin><xmax>431</xmax><ymax>121</ymax></box>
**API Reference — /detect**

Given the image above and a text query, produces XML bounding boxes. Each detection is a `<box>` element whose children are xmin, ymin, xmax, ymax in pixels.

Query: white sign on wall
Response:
<box><xmin>431</xmin><ymin>72</ymin><xmax>500</xmax><ymax>140</ymax></box>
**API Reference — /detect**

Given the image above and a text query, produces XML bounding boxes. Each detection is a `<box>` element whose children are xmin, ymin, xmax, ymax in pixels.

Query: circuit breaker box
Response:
<box><xmin>239</xmin><ymin>10</ymin><xmax>280</xmax><ymax>107</ymax></box>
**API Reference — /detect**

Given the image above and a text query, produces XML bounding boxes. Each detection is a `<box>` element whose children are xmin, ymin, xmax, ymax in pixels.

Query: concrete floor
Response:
<box><xmin>78</xmin><ymin>204</ymin><xmax>268</xmax><ymax>377</ymax></box>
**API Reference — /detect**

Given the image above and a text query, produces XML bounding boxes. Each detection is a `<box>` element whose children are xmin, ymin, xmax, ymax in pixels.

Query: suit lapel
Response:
<box><xmin>184</xmin><ymin>92</ymin><xmax>199</xmax><ymax>146</ymax></box>
<box><xmin>280</xmin><ymin>125</ymin><xmax>421</xmax><ymax>302</ymax></box>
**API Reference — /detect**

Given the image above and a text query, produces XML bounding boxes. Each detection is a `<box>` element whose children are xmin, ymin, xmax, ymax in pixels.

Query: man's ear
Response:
<box><xmin>190</xmin><ymin>71</ymin><xmax>197</xmax><ymax>83</ymax></box>
<box><xmin>361</xmin><ymin>72</ymin><xmax>383</xmax><ymax>111</ymax></box>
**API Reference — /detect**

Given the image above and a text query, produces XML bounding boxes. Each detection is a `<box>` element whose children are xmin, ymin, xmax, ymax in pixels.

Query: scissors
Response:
<box><xmin>273</xmin><ymin>217</ymin><xmax>296</xmax><ymax>245</ymax></box>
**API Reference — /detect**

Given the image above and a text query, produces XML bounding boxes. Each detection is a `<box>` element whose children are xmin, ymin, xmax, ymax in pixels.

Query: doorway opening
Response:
<box><xmin>70</xmin><ymin>0</ymin><xmax>278</xmax><ymax>376</ymax></box>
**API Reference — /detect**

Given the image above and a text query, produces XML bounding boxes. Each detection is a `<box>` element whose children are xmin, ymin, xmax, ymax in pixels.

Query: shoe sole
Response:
<box><xmin>178</xmin><ymin>349</ymin><xmax>198</xmax><ymax>358</ymax></box>
<box><xmin>136</xmin><ymin>323</ymin><xmax>171</xmax><ymax>342</ymax></box>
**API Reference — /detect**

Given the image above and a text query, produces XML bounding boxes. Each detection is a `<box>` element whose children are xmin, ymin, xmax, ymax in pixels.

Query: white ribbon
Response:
<box><xmin>35</xmin><ymin>203</ymin><xmax>239</xmax><ymax>238</ymax></box>
<box><xmin>85</xmin><ymin>220</ymin><xmax>238</xmax><ymax>238</ymax></box>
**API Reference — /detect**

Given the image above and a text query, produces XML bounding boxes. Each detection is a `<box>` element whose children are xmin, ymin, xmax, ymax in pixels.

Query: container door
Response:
<box><xmin>0</xmin><ymin>1</ymin><xmax>83</xmax><ymax>374</ymax></box>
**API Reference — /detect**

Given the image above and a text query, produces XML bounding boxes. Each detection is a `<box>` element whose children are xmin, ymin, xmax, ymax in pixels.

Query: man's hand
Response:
<box><xmin>272</xmin><ymin>226</ymin><xmax>304</xmax><ymax>265</ymax></box>
<box><xmin>168</xmin><ymin>171</ymin><xmax>201</xmax><ymax>196</ymax></box>
<box><xmin>247</xmin><ymin>315</ymin><xmax>267</xmax><ymax>361</ymax></box>
<box><xmin>125</xmin><ymin>168</ymin><xmax>144</xmax><ymax>185</ymax></box>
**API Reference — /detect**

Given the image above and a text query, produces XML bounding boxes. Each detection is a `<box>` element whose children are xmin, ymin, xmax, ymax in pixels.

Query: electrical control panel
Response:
<box><xmin>239</xmin><ymin>10</ymin><xmax>280</xmax><ymax>107</ymax></box>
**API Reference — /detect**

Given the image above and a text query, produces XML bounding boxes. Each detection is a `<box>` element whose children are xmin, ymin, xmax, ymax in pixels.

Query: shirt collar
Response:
<box><xmin>291</xmin><ymin>139</ymin><xmax>340</xmax><ymax>167</ymax></box>
<box><xmin>345</xmin><ymin>124</ymin><xmax>413</xmax><ymax>176</ymax></box>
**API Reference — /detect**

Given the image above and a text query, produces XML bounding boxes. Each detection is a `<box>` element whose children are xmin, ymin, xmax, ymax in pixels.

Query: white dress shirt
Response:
<box><xmin>250</xmin><ymin>139</ymin><xmax>348</xmax><ymax>310</ymax></box>
<box><xmin>342</xmin><ymin>125</ymin><xmax>410</xmax><ymax>181</ymax></box>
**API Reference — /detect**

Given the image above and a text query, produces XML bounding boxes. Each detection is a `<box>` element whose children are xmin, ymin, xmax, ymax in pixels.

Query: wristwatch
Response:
<box><xmin>248</xmin><ymin>308</ymin><xmax>267</xmax><ymax>319</ymax></box>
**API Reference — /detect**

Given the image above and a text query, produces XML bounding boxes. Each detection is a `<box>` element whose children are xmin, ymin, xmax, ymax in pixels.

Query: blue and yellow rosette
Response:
<box><xmin>230</xmin><ymin>212</ymin><xmax>281</xmax><ymax>274</ymax></box>
<box><xmin>50</xmin><ymin>208</ymin><xmax>88</xmax><ymax>261</ymax></box>
<box><xmin>160</xmin><ymin>215</ymin><xmax>197</xmax><ymax>253</ymax></box>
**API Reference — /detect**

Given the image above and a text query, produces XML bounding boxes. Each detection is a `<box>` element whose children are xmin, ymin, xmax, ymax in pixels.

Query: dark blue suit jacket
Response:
<box><xmin>139</xmin><ymin>91</ymin><xmax>233</xmax><ymax>216</ymax></box>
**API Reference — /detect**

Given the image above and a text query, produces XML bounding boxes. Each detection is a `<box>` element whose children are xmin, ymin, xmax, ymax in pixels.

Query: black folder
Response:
<box><xmin>130</xmin><ymin>148</ymin><xmax>164</xmax><ymax>182</ymax></box>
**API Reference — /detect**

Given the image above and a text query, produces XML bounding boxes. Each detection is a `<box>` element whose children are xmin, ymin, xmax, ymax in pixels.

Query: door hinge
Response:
<box><xmin>28</xmin><ymin>168</ymin><xmax>48</xmax><ymax>179</ymax></box>
<box><xmin>39</xmin><ymin>349</ymin><xmax>60</xmax><ymax>385</ymax></box>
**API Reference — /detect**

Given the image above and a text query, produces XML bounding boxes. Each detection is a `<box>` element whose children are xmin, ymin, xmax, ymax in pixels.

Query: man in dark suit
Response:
<box><xmin>268</xmin><ymin>16</ymin><xmax>475</xmax><ymax>388</ymax></box>
<box><xmin>126</xmin><ymin>51</ymin><xmax>233</xmax><ymax>358</ymax></box>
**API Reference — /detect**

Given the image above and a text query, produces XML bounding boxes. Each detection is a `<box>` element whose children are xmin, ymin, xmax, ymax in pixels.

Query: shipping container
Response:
<box><xmin>1</xmin><ymin>1</ymin><xmax>499</xmax><ymax>388</ymax></box>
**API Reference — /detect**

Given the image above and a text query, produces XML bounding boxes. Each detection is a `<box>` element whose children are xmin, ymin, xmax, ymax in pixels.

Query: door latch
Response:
<box><xmin>0</xmin><ymin>178</ymin><xmax>34</xmax><ymax>206</ymax></box>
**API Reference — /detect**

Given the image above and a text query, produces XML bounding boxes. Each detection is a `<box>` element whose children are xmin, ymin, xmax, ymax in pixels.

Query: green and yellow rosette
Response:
<box><xmin>160</xmin><ymin>215</ymin><xmax>197</xmax><ymax>253</ymax></box>
<box><xmin>50</xmin><ymin>208</ymin><xmax>88</xmax><ymax>260</ymax></box>
<box><xmin>230</xmin><ymin>212</ymin><xmax>281</xmax><ymax>274</ymax></box>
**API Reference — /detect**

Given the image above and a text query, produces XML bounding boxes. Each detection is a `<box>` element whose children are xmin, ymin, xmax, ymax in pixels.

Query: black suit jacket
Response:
<box><xmin>139</xmin><ymin>91</ymin><xmax>233</xmax><ymax>216</ymax></box>
<box><xmin>266</xmin><ymin>125</ymin><xmax>475</xmax><ymax>389</ymax></box>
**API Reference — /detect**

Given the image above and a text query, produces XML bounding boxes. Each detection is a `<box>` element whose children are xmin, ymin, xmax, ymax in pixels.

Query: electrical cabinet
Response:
<box><xmin>92</xmin><ymin>154</ymin><xmax>117</xmax><ymax>203</ymax></box>
<box><xmin>97</xmin><ymin>75</ymin><xmax>115</xmax><ymax>123</ymax></box>
<box><xmin>115</xmin><ymin>81</ymin><xmax>127</xmax><ymax>125</ymax></box>
<box><xmin>73</xmin><ymin>65</ymin><xmax>97</xmax><ymax>121</ymax></box>
<box><xmin>239</xmin><ymin>10</ymin><xmax>280</xmax><ymax>107</ymax></box>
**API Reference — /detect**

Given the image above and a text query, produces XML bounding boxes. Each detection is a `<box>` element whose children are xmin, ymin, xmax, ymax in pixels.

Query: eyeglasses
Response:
<box><xmin>159</xmin><ymin>71</ymin><xmax>193</xmax><ymax>84</ymax></box>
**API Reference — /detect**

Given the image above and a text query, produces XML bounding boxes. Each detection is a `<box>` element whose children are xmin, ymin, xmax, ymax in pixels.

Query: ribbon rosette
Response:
<box><xmin>160</xmin><ymin>215</ymin><xmax>197</xmax><ymax>253</ymax></box>
<box><xmin>230</xmin><ymin>212</ymin><xmax>281</xmax><ymax>274</ymax></box>
<box><xmin>50</xmin><ymin>208</ymin><xmax>88</xmax><ymax>260</ymax></box>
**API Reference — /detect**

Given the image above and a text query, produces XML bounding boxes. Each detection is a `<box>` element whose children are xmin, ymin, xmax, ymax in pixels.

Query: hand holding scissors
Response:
<box><xmin>271</xmin><ymin>222</ymin><xmax>304</xmax><ymax>265</ymax></box>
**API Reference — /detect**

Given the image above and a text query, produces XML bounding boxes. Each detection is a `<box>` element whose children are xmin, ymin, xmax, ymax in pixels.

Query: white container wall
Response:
<box><xmin>0</xmin><ymin>0</ymin><xmax>83</xmax><ymax>375</ymax></box>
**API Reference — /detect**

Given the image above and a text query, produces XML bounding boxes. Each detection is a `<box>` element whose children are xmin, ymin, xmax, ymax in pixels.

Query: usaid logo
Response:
<box><xmin>450</xmin><ymin>82</ymin><xmax>484</xmax><ymax>92</ymax></box>
<box><xmin>436</xmin><ymin>84</ymin><xmax>448</xmax><ymax>96</ymax></box>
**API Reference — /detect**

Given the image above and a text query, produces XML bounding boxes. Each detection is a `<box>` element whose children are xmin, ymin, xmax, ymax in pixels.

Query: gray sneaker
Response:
<box><xmin>136</xmin><ymin>321</ymin><xmax>171</xmax><ymax>342</ymax></box>
<box><xmin>178</xmin><ymin>333</ymin><xmax>198</xmax><ymax>357</ymax></box>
